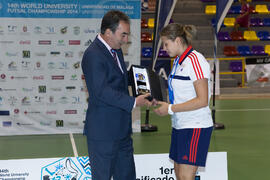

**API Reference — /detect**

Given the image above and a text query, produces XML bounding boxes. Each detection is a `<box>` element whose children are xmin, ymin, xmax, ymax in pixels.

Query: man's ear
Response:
<box><xmin>104</xmin><ymin>29</ymin><xmax>112</xmax><ymax>37</ymax></box>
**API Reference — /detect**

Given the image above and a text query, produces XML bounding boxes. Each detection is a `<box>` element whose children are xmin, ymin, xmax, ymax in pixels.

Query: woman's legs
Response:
<box><xmin>174</xmin><ymin>162</ymin><xmax>198</xmax><ymax>180</ymax></box>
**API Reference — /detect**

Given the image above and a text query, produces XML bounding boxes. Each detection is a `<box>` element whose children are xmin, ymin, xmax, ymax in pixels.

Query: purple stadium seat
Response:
<box><xmin>250</xmin><ymin>18</ymin><xmax>263</xmax><ymax>27</ymax></box>
<box><xmin>257</xmin><ymin>31</ymin><xmax>270</xmax><ymax>40</ymax></box>
<box><xmin>263</xmin><ymin>18</ymin><xmax>270</xmax><ymax>26</ymax></box>
<box><xmin>158</xmin><ymin>49</ymin><xmax>169</xmax><ymax>57</ymax></box>
<box><xmin>237</xmin><ymin>46</ymin><xmax>253</xmax><ymax>56</ymax></box>
<box><xmin>251</xmin><ymin>45</ymin><xmax>267</xmax><ymax>56</ymax></box>
<box><xmin>218</xmin><ymin>31</ymin><xmax>232</xmax><ymax>41</ymax></box>
<box><xmin>230</xmin><ymin>61</ymin><xmax>242</xmax><ymax>72</ymax></box>
<box><xmin>142</xmin><ymin>47</ymin><xmax>152</xmax><ymax>58</ymax></box>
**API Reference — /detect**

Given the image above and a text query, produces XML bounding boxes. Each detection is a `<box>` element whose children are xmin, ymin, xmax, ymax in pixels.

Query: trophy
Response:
<box><xmin>129</xmin><ymin>65</ymin><xmax>167</xmax><ymax>102</ymax></box>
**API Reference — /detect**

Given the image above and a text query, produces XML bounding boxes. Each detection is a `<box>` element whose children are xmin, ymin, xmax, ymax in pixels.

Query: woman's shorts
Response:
<box><xmin>169</xmin><ymin>127</ymin><xmax>213</xmax><ymax>167</ymax></box>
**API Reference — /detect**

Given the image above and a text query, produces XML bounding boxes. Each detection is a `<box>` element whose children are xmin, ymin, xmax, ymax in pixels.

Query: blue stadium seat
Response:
<box><xmin>229</xmin><ymin>6</ymin><xmax>241</xmax><ymax>14</ymax></box>
<box><xmin>263</xmin><ymin>18</ymin><xmax>270</xmax><ymax>26</ymax></box>
<box><xmin>142</xmin><ymin>47</ymin><xmax>152</xmax><ymax>58</ymax></box>
<box><xmin>257</xmin><ymin>31</ymin><xmax>270</xmax><ymax>40</ymax></box>
<box><xmin>237</xmin><ymin>46</ymin><xmax>253</xmax><ymax>56</ymax></box>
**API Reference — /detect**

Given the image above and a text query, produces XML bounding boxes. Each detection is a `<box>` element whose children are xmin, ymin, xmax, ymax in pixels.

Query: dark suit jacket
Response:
<box><xmin>81</xmin><ymin>37</ymin><xmax>135</xmax><ymax>140</ymax></box>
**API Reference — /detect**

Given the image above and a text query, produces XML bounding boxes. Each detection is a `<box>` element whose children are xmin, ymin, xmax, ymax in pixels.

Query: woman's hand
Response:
<box><xmin>153</xmin><ymin>101</ymin><xmax>169</xmax><ymax>116</ymax></box>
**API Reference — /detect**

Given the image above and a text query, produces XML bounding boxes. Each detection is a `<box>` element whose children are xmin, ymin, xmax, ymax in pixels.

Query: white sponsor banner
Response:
<box><xmin>0</xmin><ymin>0</ymin><xmax>141</xmax><ymax>135</ymax></box>
<box><xmin>245</xmin><ymin>57</ymin><xmax>270</xmax><ymax>87</ymax></box>
<box><xmin>0</xmin><ymin>152</ymin><xmax>227</xmax><ymax>180</ymax></box>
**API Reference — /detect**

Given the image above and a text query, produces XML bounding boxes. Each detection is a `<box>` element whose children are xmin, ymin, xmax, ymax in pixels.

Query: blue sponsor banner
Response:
<box><xmin>0</xmin><ymin>111</ymin><xmax>10</xmax><ymax>116</ymax></box>
<box><xmin>0</xmin><ymin>0</ymin><xmax>140</xmax><ymax>19</ymax></box>
<box><xmin>216</xmin><ymin>0</ymin><xmax>233</xmax><ymax>33</ymax></box>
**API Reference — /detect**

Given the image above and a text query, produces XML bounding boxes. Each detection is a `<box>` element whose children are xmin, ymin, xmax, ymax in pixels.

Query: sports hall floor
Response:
<box><xmin>0</xmin><ymin>95</ymin><xmax>270</xmax><ymax>180</ymax></box>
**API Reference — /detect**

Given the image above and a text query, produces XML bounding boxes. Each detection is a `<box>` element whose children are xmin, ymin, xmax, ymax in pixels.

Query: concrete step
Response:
<box><xmin>220</xmin><ymin>78</ymin><xmax>239</xmax><ymax>88</ymax></box>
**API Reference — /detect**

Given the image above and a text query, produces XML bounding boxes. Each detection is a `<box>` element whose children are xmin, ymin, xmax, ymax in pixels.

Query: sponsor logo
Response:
<box><xmin>8</xmin><ymin>25</ymin><xmax>17</xmax><ymax>33</ymax></box>
<box><xmin>38</xmin><ymin>85</ymin><xmax>46</xmax><ymax>93</ymax></box>
<box><xmin>10</xmin><ymin>76</ymin><xmax>28</xmax><ymax>80</ymax></box>
<box><xmin>58</xmin><ymin>96</ymin><xmax>68</xmax><ymax>104</ymax></box>
<box><xmin>60</xmin><ymin>26</ymin><xmax>68</xmax><ymax>34</ymax></box>
<box><xmin>73</xmin><ymin>62</ymin><xmax>80</xmax><ymax>69</ymax></box>
<box><xmin>72</xmin><ymin>97</ymin><xmax>81</xmax><ymax>104</ymax></box>
<box><xmin>33</xmin><ymin>75</ymin><xmax>44</xmax><ymax>80</ymax></box>
<box><xmin>52</xmin><ymin>75</ymin><xmax>64</xmax><ymax>80</ymax></box>
<box><xmin>73</xmin><ymin>26</ymin><xmax>80</xmax><ymax>35</ymax></box>
<box><xmin>40</xmin><ymin>121</ymin><xmax>52</xmax><ymax>126</ymax></box>
<box><xmin>34</xmin><ymin>96</ymin><xmax>44</xmax><ymax>104</ymax></box>
<box><xmin>65</xmin><ymin>51</ymin><xmax>73</xmax><ymax>58</ymax></box>
<box><xmin>57</xmin><ymin>40</ymin><xmax>65</xmax><ymax>46</ymax></box>
<box><xmin>69</xmin><ymin>40</ymin><xmax>80</xmax><ymax>45</ymax></box>
<box><xmin>48</xmin><ymin>62</ymin><xmax>56</xmax><ymax>69</ymax></box>
<box><xmin>84</xmin><ymin>39</ymin><xmax>92</xmax><ymax>46</ymax></box>
<box><xmin>46</xmin><ymin>110</ymin><xmax>57</xmax><ymax>115</ymax></box>
<box><xmin>8</xmin><ymin>96</ymin><xmax>17</xmax><ymax>106</ymax></box>
<box><xmin>80</xmin><ymin>86</ymin><xmax>88</xmax><ymax>92</ymax></box>
<box><xmin>16</xmin><ymin>122</ymin><xmax>33</xmax><ymax>126</ymax></box>
<box><xmin>8</xmin><ymin>61</ymin><xmax>17</xmax><ymax>71</ymax></box>
<box><xmin>14</xmin><ymin>109</ymin><xmax>19</xmax><ymax>114</ymax></box>
<box><xmin>34</xmin><ymin>26</ymin><xmax>42</xmax><ymax>34</ymax></box>
<box><xmin>0</xmin><ymin>111</ymin><xmax>10</xmax><ymax>116</ymax></box>
<box><xmin>19</xmin><ymin>40</ymin><xmax>31</xmax><ymax>45</ymax></box>
<box><xmin>56</xmin><ymin>120</ymin><xmax>64</xmax><ymax>127</ymax></box>
<box><xmin>70</xmin><ymin>74</ymin><xmax>78</xmax><ymax>80</ymax></box>
<box><xmin>50</xmin><ymin>87</ymin><xmax>62</xmax><ymax>92</ymax></box>
<box><xmin>66</xmin><ymin>86</ymin><xmax>76</xmax><ymax>90</ymax></box>
<box><xmin>22</xmin><ymin>50</ymin><xmax>30</xmax><ymax>58</ymax></box>
<box><xmin>41</xmin><ymin>157</ymin><xmax>91</xmax><ymax>179</ymax></box>
<box><xmin>39</xmin><ymin>40</ymin><xmax>51</xmax><ymax>45</ymax></box>
<box><xmin>0</xmin><ymin>74</ymin><xmax>6</xmax><ymax>80</ymax></box>
<box><xmin>50</xmin><ymin>51</ymin><xmax>61</xmax><ymax>56</ymax></box>
<box><xmin>46</xmin><ymin>26</ymin><xmax>56</xmax><ymax>34</ymax></box>
<box><xmin>78</xmin><ymin>51</ymin><xmax>84</xmax><ymax>57</ymax></box>
<box><xmin>182</xmin><ymin>155</ymin><xmax>188</xmax><ymax>160</ymax></box>
<box><xmin>0</xmin><ymin>40</ymin><xmax>14</xmax><ymax>44</ymax></box>
<box><xmin>68</xmin><ymin>122</ymin><xmax>79</xmax><ymax>126</ymax></box>
<box><xmin>49</xmin><ymin>96</ymin><xmax>55</xmax><ymax>103</ymax></box>
<box><xmin>21</xmin><ymin>96</ymin><xmax>31</xmax><ymax>105</ymax></box>
<box><xmin>58</xmin><ymin>62</ymin><xmax>68</xmax><ymax>69</ymax></box>
<box><xmin>35</xmin><ymin>52</ymin><xmax>46</xmax><ymax>57</ymax></box>
<box><xmin>0</xmin><ymin>88</ymin><xmax>16</xmax><ymax>91</ymax></box>
<box><xmin>21</xmin><ymin>25</ymin><xmax>30</xmax><ymax>34</ymax></box>
<box><xmin>22</xmin><ymin>87</ymin><xmax>34</xmax><ymax>92</ymax></box>
<box><xmin>24</xmin><ymin>110</ymin><xmax>41</xmax><ymax>114</ymax></box>
<box><xmin>64</xmin><ymin>110</ymin><xmax>77</xmax><ymax>114</ymax></box>
<box><xmin>3</xmin><ymin>121</ymin><xmax>12</xmax><ymax>127</ymax></box>
<box><xmin>84</xmin><ymin>28</ymin><xmax>95</xmax><ymax>34</ymax></box>
<box><xmin>6</xmin><ymin>52</ymin><xmax>18</xmax><ymax>57</ymax></box>
<box><xmin>21</xmin><ymin>61</ymin><xmax>31</xmax><ymax>70</ymax></box>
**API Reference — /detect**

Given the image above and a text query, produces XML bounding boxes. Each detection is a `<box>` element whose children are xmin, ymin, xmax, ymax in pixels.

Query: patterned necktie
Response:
<box><xmin>110</xmin><ymin>49</ymin><xmax>118</xmax><ymax>64</ymax></box>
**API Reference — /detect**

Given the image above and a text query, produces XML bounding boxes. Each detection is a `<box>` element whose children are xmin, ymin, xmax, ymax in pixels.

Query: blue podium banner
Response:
<box><xmin>0</xmin><ymin>0</ymin><xmax>140</xmax><ymax>19</ymax></box>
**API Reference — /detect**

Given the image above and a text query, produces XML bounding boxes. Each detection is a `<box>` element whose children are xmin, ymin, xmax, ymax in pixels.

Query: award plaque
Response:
<box><xmin>129</xmin><ymin>65</ymin><xmax>167</xmax><ymax>102</ymax></box>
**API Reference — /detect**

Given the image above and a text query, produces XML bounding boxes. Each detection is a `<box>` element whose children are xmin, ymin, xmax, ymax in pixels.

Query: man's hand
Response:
<box><xmin>135</xmin><ymin>93</ymin><xmax>154</xmax><ymax>107</ymax></box>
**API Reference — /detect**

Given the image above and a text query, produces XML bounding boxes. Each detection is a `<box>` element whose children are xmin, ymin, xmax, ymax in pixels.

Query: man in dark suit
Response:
<box><xmin>81</xmin><ymin>10</ymin><xmax>152</xmax><ymax>180</ymax></box>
